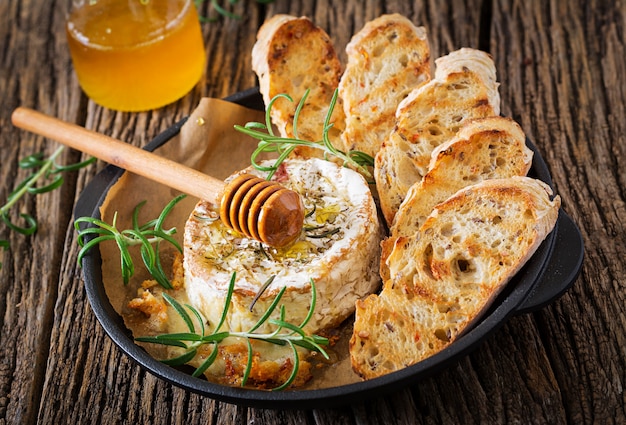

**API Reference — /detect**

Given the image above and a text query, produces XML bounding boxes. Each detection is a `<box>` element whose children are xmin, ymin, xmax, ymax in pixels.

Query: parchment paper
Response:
<box><xmin>100</xmin><ymin>98</ymin><xmax>265</xmax><ymax>316</ymax></box>
<box><xmin>97</xmin><ymin>98</ymin><xmax>360</xmax><ymax>389</ymax></box>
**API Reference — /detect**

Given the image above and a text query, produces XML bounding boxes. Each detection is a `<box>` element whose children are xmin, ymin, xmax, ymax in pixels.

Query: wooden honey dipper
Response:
<box><xmin>11</xmin><ymin>107</ymin><xmax>305</xmax><ymax>248</ymax></box>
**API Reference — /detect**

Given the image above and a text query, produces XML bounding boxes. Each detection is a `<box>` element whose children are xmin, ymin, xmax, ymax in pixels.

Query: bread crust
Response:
<box><xmin>252</xmin><ymin>15</ymin><xmax>345</xmax><ymax>158</ymax></box>
<box><xmin>351</xmin><ymin>176</ymin><xmax>560</xmax><ymax>379</ymax></box>
<box><xmin>378</xmin><ymin>116</ymin><xmax>534</xmax><ymax>281</ymax></box>
<box><xmin>338</xmin><ymin>14</ymin><xmax>431</xmax><ymax>158</ymax></box>
<box><xmin>375</xmin><ymin>48</ymin><xmax>500</xmax><ymax>226</ymax></box>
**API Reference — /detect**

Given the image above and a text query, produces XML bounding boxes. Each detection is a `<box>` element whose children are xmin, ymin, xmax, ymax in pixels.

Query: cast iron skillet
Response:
<box><xmin>74</xmin><ymin>88</ymin><xmax>584</xmax><ymax>409</ymax></box>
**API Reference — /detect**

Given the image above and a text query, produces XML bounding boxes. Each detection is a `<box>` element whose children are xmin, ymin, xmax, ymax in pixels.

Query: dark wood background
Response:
<box><xmin>1</xmin><ymin>0</ymin><xmax>625</xmax><ymax>423</ymax></box>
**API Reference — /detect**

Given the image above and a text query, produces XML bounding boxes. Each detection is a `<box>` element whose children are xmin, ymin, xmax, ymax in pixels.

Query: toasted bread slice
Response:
<box><xmin>378</xmin><ymin>116</ymin><xmax>533</xmax><ymax>281</ymax></box>
<box><xmin>338</xmin><ymin>14</ymin><xmax>431</xmax><ymax>158</ymax></box>
<box><xmin>351</xmin><ymin>176</ymin><xmax>560</xmax><ymax>379</ymax></box>
<box><xmin>252</xmin><ymin>15</ymin><xmax>345</xmax><ymax>157</ymax></box>
<box><xmin>375</xmin><ymin>48</ymin><xmax>500</xmax><ymax>226</ymax></box>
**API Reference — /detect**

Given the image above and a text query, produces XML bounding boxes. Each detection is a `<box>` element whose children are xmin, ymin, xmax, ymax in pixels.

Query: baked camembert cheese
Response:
<box><xmin>184</xmin><ymin>158</ymin><xmax>381</xmax><ymax>335</ymax></box>
<box><xmin>171</xmin><ymin>158</ymin><xmax>381</xmax><ymax>385</ymax></box>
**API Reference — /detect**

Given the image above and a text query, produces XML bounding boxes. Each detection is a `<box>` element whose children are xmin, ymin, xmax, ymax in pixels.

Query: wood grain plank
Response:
<box><xmin>491</xmin><ymin>0</ymin><xmax>626</xmax><ymax>423</ymax></box>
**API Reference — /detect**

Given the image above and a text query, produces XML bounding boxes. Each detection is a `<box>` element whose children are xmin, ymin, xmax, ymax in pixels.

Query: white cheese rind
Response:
<box><xmin>183</xmin><ymin>158</ymin><xmax>382</xmax><ymax>334</ymax></box>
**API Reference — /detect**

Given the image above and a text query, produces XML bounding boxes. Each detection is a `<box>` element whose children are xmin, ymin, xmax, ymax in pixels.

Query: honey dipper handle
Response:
<box><xmin>11</xmin><ymin>107</ymin><xmax>224</xmax><ymax>204</ymax></box>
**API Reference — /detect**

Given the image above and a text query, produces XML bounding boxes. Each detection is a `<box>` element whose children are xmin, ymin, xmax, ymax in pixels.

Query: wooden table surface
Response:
<box><xmin>1</xmin><ymin>0</ymin><xmax>624</xmax><ymax>423</ymax></box>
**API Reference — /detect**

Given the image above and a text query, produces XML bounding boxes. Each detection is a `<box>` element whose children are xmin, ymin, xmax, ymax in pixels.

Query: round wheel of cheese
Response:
<box><xmin>183</xmin><ymin>158</ymin><xmax>382</xmax><ymax>334</ymax></box>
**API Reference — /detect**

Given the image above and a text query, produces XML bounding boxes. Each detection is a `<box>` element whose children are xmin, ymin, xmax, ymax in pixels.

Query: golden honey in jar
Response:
<box><xmin>66</xmin><ymin>0</ymin><xmax>206</xmax><ymax>112</ymax></box>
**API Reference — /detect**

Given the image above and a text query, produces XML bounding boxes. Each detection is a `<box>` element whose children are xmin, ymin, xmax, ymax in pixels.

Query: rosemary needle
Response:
<box><xmin>249</xmin><ymin>275</ymin><xmax>276</xmax><ymax>311</ymax></box>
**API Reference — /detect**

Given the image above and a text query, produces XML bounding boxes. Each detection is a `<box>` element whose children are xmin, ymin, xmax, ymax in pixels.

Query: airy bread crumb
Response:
<box><xmin>350</xmin><ymin>177</ymin><xmax>560</xmax><ymax>379</ymax></box>
<box><xmin>375</xmin><ymin>48</ymin><xmax>501</xmax><ymax>226</ymax></box>
<box><xmin>338</xmin><ymin>14</ymin><xmax>431</xmax><ymax>158</ymax></box>
<box><xmin>379</xmin><ymin>116</ymin><xmax>534</xmax><ymax>281</ymax></box>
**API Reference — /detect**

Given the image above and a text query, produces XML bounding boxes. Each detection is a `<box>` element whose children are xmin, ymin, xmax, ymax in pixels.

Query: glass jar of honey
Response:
<box><xmin>66</xmin><ymin>0</ymin><xmax>206</xmax><ymax>112</ymax></box>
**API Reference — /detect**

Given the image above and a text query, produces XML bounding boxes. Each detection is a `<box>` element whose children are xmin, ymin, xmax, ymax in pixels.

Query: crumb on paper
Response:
<box><xmin>171</xmin><ymin>252</ymin><xmax>184</xmax><ymax>289</ymax></box>
<box><xmin>128</xmin><ymin>287</ymin><xmax>168</xmax><ymax>324</ymax></box>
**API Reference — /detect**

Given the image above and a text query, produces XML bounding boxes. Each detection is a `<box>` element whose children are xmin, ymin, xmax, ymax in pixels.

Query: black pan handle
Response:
<box><xmin>514</xmin><ymin>210</ymin><xmax>584</xmax><ymax>315</ymax></box>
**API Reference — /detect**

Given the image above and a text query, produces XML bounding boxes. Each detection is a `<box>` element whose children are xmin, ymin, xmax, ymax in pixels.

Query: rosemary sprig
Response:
<box><xmin>195</xmin><ymin>0</ymin><xmax>275</xmax><ymax>22</ymax></box>
<box><xmin>0</xmin><ymin>146</ymin><xmax>96</xmax><ymax>269</ymax></box>
<box><xmin>136</xmin><ymin>273</ymin><xmax>329</xmax><ymax>391</ymax></box>
<box><xmin>234</xmin><ymin>89</ymin><xmax>375</xmax><ymax>180</ymax></box>
<box><xmin>74</xmin><ymin>195</ymin><xmax>186</xmax><ymax>289</ymax></box>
